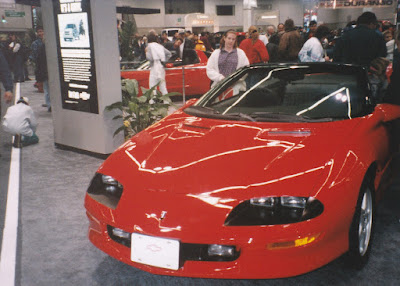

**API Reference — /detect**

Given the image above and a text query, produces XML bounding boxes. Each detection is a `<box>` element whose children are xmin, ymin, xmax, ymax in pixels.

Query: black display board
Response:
<box><xmin>53</xmin><ymin>0</ymin><xmax>99</xmax><ymax>113</ymax></box>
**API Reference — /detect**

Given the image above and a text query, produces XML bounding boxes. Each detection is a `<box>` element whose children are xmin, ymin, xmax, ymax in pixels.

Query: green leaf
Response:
<box><xmin>125</xmin><ymin>79</ymin><xmax>139</xmax><ymax>96</ymax></box>
<box><xmin>113</xmin><ymin>126</ymin><xmax>126</xmax><ymax>137</ymax></box>
<box><xmin>112</xmin><ymin>115</ymin><xmax>123</xmax><ymax>120</ymax></box>
<box><xmin>165</xmin><ymin>92</ymin><xmax>181</xmax><ymax>97</ymax></box>
<box><xmin>105</xmin><ymin>101</ymin><xmax>122</xmax><ymax>111</ymax></box>
<box><xmin>138</xmin><ymin>95</ymin><xmax>148</xmax><ymax>103</ymax></box>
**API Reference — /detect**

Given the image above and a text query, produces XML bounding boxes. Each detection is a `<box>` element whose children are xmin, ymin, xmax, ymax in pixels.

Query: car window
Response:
<box><xmin>186</xmin><ymin>65</ymin><xmax>371</xmax><ymax>122</ymax></box>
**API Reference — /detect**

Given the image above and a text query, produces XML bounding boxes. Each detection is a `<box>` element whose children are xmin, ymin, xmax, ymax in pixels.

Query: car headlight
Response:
<box><xmin>87</xmin><ymin>173</ymin><xmax>124</xmax><ymax>209</ymax></box>
<box><xmin>224</xmin><ymin>196</ymin><xmax>323</xmax><ymax>226</ymax></box>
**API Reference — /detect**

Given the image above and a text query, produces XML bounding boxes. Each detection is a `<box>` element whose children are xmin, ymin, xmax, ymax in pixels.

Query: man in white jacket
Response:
<box><xmin>2</xmin><ymin>97</ymin><xmax>39</xmax><ymax>146</ymax></box>
<box><xmin>146</xmin><ymin>33</ymin><xmax>172</xmax><ymax>95</ymax></box>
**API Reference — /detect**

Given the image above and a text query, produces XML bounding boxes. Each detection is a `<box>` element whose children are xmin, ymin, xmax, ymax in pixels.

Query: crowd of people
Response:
<box><xmin>1</xmin><ymin>11</ymin><xmax>400</xmax><ymax>147</ymax></box>
<box><xmin>0</xmin><ymin>26</ymin><xmax>50</xmax><ymax>148</ymax></box>
<box><xmin>131</xmin><ymin>11</ymin><xmax>398</xmax><ymax>100</ymax></box>
<box><xmin>1</xmin><ymin>26</ymin><xmax>50</xmax><ymax>112</ymax></box>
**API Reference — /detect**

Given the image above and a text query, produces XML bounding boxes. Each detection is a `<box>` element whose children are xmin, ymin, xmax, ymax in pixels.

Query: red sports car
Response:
<box><xmin>120</xmin><ymin>50</ymin><xmax>211</xmax><ymax>96</ymax></box>
<box><xmin>85</xmin><ymin>63</ymin><xmax>400</xmax><ymax>279</ymax></box>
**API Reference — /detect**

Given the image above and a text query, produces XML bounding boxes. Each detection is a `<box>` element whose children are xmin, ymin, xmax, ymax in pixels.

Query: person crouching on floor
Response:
<box><xmin>2</xmin><ymin>96</ymin><xmax>39</xmax><ymax>146</ymax></box>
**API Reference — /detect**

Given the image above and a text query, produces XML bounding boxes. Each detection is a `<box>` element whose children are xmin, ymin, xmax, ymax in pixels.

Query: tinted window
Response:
<box><xmin>186</xmin><ymin>65</ymin><xmax>370</xmax><ymax>122</ymax></box>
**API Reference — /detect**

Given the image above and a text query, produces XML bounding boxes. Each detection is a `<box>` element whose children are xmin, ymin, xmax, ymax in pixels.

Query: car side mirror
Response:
<box><xmin>375</xmin><ymin>103</ymin><xmax>400</xmax><ymax>122</ymax></box>
<box><xmin>165</xmin><ymin>63</ymin><xmax>174</xmax><ymax>68</ymax></box>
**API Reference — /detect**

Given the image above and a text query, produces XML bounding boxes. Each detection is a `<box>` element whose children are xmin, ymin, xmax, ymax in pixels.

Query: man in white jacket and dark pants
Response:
<box><xmin>2</xmin><ymin>97</ymin><xmax>39</xmax><ymax>146</ymax></box>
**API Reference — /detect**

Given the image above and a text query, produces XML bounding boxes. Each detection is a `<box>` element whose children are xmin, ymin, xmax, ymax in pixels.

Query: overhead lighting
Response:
<box><xmin>261</xmin><ymin>15</ymin><xmax>277</xmax><ymax>19</ymax></box>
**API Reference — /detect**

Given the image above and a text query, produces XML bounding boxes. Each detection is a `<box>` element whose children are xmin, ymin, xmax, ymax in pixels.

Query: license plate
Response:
<box><xmin>131</xmin><ymin>233</ymin><xmax>180</xmax><ymax>270</ymax></box>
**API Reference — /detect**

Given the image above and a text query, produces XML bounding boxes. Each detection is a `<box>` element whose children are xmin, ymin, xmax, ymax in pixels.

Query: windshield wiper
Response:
<box><xmin>225</xmin><ymin>112</ymin><xmax>256</xmax><ymax>122</ymax></box>
<box><xmin>248</xmin><ymin>112</ymin><xmax>333</xmax><ymax>122</ymax></box>
<box><xmin>185</xmin><ymin>106</ymin><xmax>220</xmax><ymax>114</ymax></box>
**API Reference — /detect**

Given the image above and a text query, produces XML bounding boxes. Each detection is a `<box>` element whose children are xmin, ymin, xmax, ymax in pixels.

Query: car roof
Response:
<box><xmin>246</xmin><ymin>62</ymin><xmax>367</xmax><ymax>73</ymax></box>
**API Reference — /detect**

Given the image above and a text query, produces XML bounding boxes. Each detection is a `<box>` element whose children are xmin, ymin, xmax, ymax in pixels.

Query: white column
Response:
<box><xmin>243</xmin><ymin>0</ymin><xmax>257</xmax><ymax>31</ymax></box>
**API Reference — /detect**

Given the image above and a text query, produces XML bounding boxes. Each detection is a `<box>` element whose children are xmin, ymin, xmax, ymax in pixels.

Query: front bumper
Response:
<box><xmin>85</xmin><ymin>200</ymin><xmax>349</xmax><ymax>279</ymax></box>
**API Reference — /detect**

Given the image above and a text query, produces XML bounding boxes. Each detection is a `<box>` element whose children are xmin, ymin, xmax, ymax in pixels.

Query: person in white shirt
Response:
<box><xmin>145</xmin><ymin>33</ymin><xmax>172</xmax><ymax>95</ymax></box>
<box><xmin>298</xmin><ymin>25</ymin><xmax>331</xmax><ymax>62</ymax></box>
<box><xmin>2</xmin><ymin>97</ymin><xmax>39</xmax><ymax>146</ymax></box>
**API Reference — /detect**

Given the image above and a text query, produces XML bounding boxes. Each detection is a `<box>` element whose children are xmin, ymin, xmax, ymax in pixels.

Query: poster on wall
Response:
<box><xmin>53</xmin><ymin>0</ymin><xmax>98</xmax><ymax>114</ymax></box>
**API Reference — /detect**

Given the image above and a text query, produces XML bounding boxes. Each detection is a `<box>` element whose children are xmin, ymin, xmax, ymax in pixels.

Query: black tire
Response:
<box><xmin>346</xmin><ymin>175</ymin><xmax>375</xmax><ymax>269</ymax></box>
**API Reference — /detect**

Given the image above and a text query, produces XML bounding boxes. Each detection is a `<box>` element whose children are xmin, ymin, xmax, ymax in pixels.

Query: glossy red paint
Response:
<box><xmin>84</xmin><ymin>101</ymin><xmax>400</xmax><ymax>278</ymax></box>
<box><xmin>120</xmin><ymin>50</ymin><xmax>211</xmax><ymax>96</ymax></box>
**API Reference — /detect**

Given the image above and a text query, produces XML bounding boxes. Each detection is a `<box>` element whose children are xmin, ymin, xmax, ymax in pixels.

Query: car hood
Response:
<box><xmin>99</xmin><ymin>112</ymin><xmax>364</xmax><ymax>234</ymax></box>
<box><xmin>104</xmin><ymin>112</ymin><xmax>361</xmax><ymax>199</ymax></box>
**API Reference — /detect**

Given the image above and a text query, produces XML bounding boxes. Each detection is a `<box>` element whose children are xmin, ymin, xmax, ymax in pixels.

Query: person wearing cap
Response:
<box><xmin>303</xmin><ymin>20</ymin><xmax>318</xmax><ymax>42</ymax></box>
<box><xmin>0</xmin><ymin>49</ymin><xmax>13</xmax><ymax>111</ymax></box>
<box><xmin>2</xmin><ymin>96</ymin><xmax>39</xmax><ymax>147</ymax></box>
<box><xmin>239</xmin><ymin>26</ymin><xmax>269</xmax><ymax>64</ymax></box>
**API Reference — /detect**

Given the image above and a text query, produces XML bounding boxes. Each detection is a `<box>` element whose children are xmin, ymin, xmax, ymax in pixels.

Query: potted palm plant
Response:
<box><xmin>106</xmin><ymin>78</ymin><xmax>179</xmax><ymax>139</ymax></box>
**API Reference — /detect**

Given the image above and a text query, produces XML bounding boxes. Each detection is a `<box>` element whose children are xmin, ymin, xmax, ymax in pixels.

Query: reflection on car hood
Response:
<box><xmin>105</xmin><ymin>112</ymin><xmax>361</xmax><ymax>201</ymax></box>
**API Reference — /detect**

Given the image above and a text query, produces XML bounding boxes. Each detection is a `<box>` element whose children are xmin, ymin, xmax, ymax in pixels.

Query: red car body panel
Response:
<box><xmin>120</xmin><ymin>50</ymin><xmax>210</xmax><ymax>96</ymax></box>
<box><xmin>84</xmin><ymin>99</ymin><xmax>400</xmax><ymax>278</ymax></box>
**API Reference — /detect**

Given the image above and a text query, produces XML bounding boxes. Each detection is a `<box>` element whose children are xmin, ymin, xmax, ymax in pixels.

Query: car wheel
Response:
<box><xmin>346</xmin><ymin>176</ymin><xmax>375</xmax><ymax>269</ymax></box>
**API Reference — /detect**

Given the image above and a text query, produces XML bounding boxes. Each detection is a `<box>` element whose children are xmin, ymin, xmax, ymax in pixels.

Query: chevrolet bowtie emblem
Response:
<box><xmin>160</xmin><ymin>211</ymin><xmax>167</xmax><ymax>220</ymax></box>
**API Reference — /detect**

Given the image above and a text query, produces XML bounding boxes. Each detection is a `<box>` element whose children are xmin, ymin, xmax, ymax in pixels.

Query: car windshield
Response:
<box><xmin>185</xmin><ymin>65</ymin><xmax>371</xmax><ymax>122</ymax></box>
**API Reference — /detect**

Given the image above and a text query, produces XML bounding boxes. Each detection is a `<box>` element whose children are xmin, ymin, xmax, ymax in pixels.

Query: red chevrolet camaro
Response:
<box><xmin>85</xmin><ymin>63</ymin><xmax>400</xmax><ymax>279</ymax></box>
<box><xmin>120</xmin><ymin>50</ymin><xmax>211</xmax><ymax>96</ymax></box>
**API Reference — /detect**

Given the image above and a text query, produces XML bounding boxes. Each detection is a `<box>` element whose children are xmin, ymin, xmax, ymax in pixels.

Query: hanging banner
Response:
<box><xmin>53</xmin><ymin>0</ymin><xmax>99</xmax><ymax>114</ymax></box>
<box><xmin>319</xmin><ymin>0</ymin><xmax>395</xmax><ymax>8</ymax></box>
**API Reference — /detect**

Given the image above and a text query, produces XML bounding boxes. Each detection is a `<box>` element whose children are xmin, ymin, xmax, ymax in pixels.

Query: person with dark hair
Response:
<box><xmin>146</xmin><ymin>32</ymin><xmax>171</xmax><ymax>95</ymax></box>
<box><xmin>278</xmin><ymin>19</ymin><xmax>303</xmax><ymax>62</ymax></box>
<box><xmin>298</xmin><ymin>25</ymin><xmax>331</xmax><ymax>62</ymax></box>
<box><xmin>333</xmin><ymin>12</ymin><xmax>386</xmax><ymax>66</ymax></box>
<box><xmin>0</xmin><ymin>49</ymin><xmax>13</xmax><ymax>111</ymax></box>
<box><xmin>206</xmin><ymin>30</ymin><xmax>249</xmax><ymax>88</ymax></box>
<box><xmin>179</xmin><ymin>30</ymin><xmax>197</xmax><ymax>64</ymax></box>
<box><xmin>303</xmin><ymin>20</ymin><xmax>318</xmax><ymax>42</ymax></box>
<box><xmin>36</xmin><ymin>33</ymin><xmax>51</xmax><ymax>112</ymax></box>
<box><xmin>200</xmin><ymin>32</ymin><xmax>213</xmax><ymax>52</ymax></box>
<box><xmin>5</xmin><ymin>33</ymin><xmax>24</xmax><ymax>82</ymax></box>
<box><xmin>30</xmin><ymin>26</ymin><xmax>45</xmax><ymax>92</ymax></box>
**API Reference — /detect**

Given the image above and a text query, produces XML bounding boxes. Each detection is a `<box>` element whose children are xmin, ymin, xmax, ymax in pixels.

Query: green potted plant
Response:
<box><xmin>106</xmin><ymin>78</ymin><xmax>179</xmax><ymax>139</ymax></box>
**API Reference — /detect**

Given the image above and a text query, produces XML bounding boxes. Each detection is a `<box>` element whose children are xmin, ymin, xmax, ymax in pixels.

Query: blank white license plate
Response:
<box><xmin>131</xmin><ymin>233</ymin><xmax>180</xmax><ymax>270</ymax></box>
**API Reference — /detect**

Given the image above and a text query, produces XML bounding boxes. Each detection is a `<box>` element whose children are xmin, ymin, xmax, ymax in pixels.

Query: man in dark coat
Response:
<box><xmin>0</xmin><ymin>49</ymin><xmax>13</xmax><ymax>111</ymax></box>
<box><xmin>36</xmin><ymin>40</ymin><xmax>51</xmax><ymax>112</ymax></box>
<box><xmin>277</xmin><ymin>19</ymin><xmax>303</xmax><ymax>62</ymax></box>
<box><xmin>334</xmin><ymin>12</ymin><xmax>386</xmax><ymax>66</ymax></box>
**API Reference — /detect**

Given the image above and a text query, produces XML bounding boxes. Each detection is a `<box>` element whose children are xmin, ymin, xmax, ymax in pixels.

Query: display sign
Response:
<box><xmin>5</xmin><ymin>11</ymin><xmax>25</xmax><ymax>17</ymax></box>
<box><xmin>319</xmin><ymin>0</ymin><xmax>394</xmax><ymax>8</ymax></box>
<box><xmin>53</xmin><ymin>0</ymin><xmax>98</xmax><ymax>113</ymax></box>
